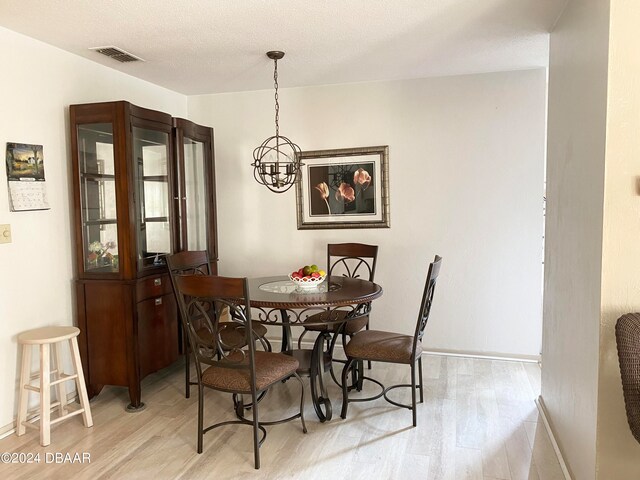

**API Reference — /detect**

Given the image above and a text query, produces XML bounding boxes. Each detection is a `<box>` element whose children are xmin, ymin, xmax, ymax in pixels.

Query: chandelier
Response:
<box><xmin>251</xmin><ymin>51</ymin><xmax>303</xmax><ymax>193</ymax></box>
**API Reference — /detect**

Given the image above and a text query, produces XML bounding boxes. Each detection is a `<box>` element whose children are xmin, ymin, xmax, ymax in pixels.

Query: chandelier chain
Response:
<box><xmin>274</xmin><ymin>59</ymin><xmax>279</xmax><ymax>138</ymax></box>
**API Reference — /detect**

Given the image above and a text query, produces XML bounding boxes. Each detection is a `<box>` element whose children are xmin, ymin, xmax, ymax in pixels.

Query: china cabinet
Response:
<box><xmin>70</xmin><ymin>101</ymin><xmax>217</xmax><ymax>410</ymax></box>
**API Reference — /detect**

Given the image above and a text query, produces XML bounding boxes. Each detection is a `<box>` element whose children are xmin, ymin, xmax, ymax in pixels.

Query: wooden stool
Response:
<box><xmin>16</xmin><ymin>326</ymin><xmax>93</xmax><ymax>446</ymax></box>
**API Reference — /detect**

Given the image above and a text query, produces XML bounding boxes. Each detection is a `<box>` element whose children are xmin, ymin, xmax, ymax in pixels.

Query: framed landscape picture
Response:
<box><xmin>295</xmin><ymin>145</ymin><xmax>390</xmax><ymax>229</ymax></box>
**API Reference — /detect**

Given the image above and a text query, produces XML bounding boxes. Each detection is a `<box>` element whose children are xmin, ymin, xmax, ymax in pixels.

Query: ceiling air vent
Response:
<box><xmin>89</xmin><ymin>46</ymin><xmax>144</xmax><ymax>63</ymax></box>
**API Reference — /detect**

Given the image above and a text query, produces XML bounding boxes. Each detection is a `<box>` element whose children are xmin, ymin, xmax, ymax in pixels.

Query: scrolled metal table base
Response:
<box><xmin>245</xmin><ymin>276</ymin><xmax>383</xmax><ymax>423</ymax></box>
<box><xmin>309</xmin><ymin>332</ymin><xmax>333</xmax><ymax>421</ymax></box>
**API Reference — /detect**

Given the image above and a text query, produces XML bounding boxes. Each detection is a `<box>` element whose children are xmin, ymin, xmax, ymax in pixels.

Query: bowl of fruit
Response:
<box><xmin>289</xmin><ymin>264</ymin><xmax>327</xmax><ymax>290</ymax></box>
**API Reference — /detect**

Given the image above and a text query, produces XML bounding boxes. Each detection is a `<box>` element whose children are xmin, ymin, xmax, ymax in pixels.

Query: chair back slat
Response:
<box><xmin>327</xmin><ymin>243</ymin><xmax>378</xmax><ymax>282</ymax></box>
<box><xmin>174</xmin><ymin>275</ymin><xmax>254</xmax><ymax>377</ymax></box>
<box><xmin>616</xmin><ymin>313</ymin><xmax>640</xmax><ymax>444</ymax></box>
<box><xmin>167</xmin><ymin>251</ymin><xmax>214</xmax><ymax>350</ymax></box>
<box><xmin>166</xmin><ymin>250</ymin><xmax>211</xmax><ymax>278</ymax></box>
<box><xmin>412</xmin><ymin>256</ymin><xmax>442</xmax><ymax>354</ymax></box>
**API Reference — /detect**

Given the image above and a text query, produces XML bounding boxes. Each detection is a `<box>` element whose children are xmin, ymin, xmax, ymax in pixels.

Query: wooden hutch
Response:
<box><xmin>69</xmin><ymin>101</ymin><xmax>217</xmax><ymax>410</ymax></box>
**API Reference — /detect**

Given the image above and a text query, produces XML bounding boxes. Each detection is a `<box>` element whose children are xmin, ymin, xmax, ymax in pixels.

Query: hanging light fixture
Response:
<box><xmin>251</xmin><ymin>51</ymin><xmax>303</xmax><ymax>193</ymax></box>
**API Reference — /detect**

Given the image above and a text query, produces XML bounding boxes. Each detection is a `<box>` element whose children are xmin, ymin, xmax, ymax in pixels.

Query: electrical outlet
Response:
<box><xmin>0</xmin><ymin>224</ymin><xmax>11</xmax><ymax>244</ymax></box>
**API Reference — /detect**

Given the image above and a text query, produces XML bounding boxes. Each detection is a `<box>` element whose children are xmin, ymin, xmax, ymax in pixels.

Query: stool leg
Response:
<box><xmin>70</xmin><ymin>337</ymin><xmax>93</xmax><ymax>427</ymax></box>
<box><xmin>16</xmin><ymin>344</ymin><xmax>32</xmax><ymax>436</ymax></box>
<box><xmin>40</xmin><ymin>344</ymin><xmax>51</xmax><ymax>446</ymax></box>
<box><xmin>53</xmin><ymin>343</ymin><xmax>67</xmax><ymax>416</ymax></box>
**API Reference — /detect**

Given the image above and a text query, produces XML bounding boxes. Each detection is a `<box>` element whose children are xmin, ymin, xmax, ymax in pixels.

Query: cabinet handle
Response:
<box><xmin>155</xmin><ymin>298</ymin><xmax>163</xmax><ymax>306</ymax></box>
<box><xmin>154</xmin><ymin>278</ymin><xmax>162</xmax><ymax>286</ymax></box>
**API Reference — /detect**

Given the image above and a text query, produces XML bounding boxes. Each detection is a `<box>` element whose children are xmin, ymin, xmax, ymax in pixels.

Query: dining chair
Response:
<box><xmin>174</xmin><ymin>274</ymin><xmax>307</xmax><ymax>469</ymax></box>
<box><xmin>340</xmin><ymin>255</ymin><xmax>442</xmax><ymax>427</ymax></box>
<box><xmin>167</xmin><ymin>250</ymin><xmax>271</xmax><ymax>399</ymax></box>
<box><xmin>615</xmin><ymin>313</ymin><xmax>640</xmax><ymax>444</ymax></box>
<box><xmin>299</xmin><ymin>243</ymin><xmax>379</xmax><ymax>377</ymax></box>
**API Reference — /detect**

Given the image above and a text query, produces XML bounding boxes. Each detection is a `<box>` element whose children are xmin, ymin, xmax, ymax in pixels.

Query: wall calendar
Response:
<box><xmin>5</xmin><ymin>142</ymin><xmax>50</xmax><ymax>211</ymax></box>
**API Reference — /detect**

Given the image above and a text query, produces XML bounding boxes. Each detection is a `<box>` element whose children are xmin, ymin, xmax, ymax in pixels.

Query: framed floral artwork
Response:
<box><xmin>295</xmin><ymin>145</ymin><xmax>390</xmax><ymax>229</ymax></box>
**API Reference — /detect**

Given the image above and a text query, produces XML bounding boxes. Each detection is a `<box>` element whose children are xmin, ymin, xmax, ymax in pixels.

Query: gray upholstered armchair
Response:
<box><xmin>615</xmin><ymin>313</ymin><xmax>640</xmax><ymax>444</ymax></box>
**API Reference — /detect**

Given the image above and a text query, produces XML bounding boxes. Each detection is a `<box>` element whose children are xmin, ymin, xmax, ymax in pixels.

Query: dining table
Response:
<box><xmin>247</xmin><ymin>275</ymin><xmax>383</xmax><ymax>421</ymax></box>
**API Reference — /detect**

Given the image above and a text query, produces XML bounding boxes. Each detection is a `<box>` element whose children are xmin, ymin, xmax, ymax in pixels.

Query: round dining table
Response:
<box><xmin>247</xmin><ymin>275</ymin><xmax>383</xmax><ymax>421</ymax></box>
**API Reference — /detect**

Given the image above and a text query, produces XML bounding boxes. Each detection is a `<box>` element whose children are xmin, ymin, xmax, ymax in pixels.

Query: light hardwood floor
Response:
<box><xmin>0</xmin><ymin>354</ymin><xmax>564</xmax><ymax>480</ymax></box>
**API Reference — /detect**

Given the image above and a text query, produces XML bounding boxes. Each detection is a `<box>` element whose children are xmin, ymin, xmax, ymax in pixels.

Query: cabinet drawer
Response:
<box><xmin>136</xmin><ymin>274</ymin><xmax>172</xmax><ymax>302</ymax></box>
<box><xmin>137</xmin><ymin>293</ymin><xmax>178</xmax><ymax>378</ymax></box>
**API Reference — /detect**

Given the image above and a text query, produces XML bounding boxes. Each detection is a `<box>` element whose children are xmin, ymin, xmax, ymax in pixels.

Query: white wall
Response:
<box><xmin>541</xmin><ymin>1</ymin><xmax>610</xmax><ymax>479</ymax></box>
<box><xmin>0</xmin><ymin>27</ymin><xmax>187</xmax><ymax>429</ymax></box>
<box><xmin>597</xmin><ymin>0</ymin><xmax>640</xmax><ymax>477</ymax></box>
<box><xmin>188</xmin><ymin>69</ymin><xmax>547</xmax><ymax>358</ymax></box>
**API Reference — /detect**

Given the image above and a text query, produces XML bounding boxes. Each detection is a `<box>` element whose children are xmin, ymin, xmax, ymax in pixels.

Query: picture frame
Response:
<box><xmin>295</xmin><ymin>145</ymin><xmax>390</xmax><ymax>230</ymax></box>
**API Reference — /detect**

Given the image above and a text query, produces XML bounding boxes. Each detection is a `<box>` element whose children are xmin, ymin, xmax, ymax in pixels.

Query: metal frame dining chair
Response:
<box><xmin>167</xmin><ymin>250</ymin><xmax>271</xmax><ymax>398</ymax></box>
<box><xmin>340</xmin><ymin>255</ymin><xmax>442</xmax><ymax>427</ymax></box>
<box><xmin>174</xmin><ymin>274</ymin><xmax>307</xmax><ymax>469</ymax></box>
<box><xmin>299</xmin><ymin>243</ymin><xmax>379</xmax><ymax>380</ymax></box>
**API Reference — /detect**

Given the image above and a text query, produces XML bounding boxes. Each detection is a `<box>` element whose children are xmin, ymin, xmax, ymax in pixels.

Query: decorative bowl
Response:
<box><xmin>288</xmin><ymin>274</ymin><xmax>327</xmax><ymax>290</ymax></box>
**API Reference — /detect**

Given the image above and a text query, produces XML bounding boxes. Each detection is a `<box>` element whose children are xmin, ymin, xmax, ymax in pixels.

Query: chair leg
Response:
<box><xmin>70</xmin><ymin>337</ymin><xmax>93</xmax><ymax>428</ymax></box>
<box><xmin>185</xmin><ymin>337</ymin><xmax>191</xmax><ymax>399</ymax></box>
<box><xmin>251</xmin><ymin>389</ymin><xmax>260</xmax><ymax>469</ymax></box>
<box><xmin>40</xmin><ymin>344</ymin><xmax>51</xmax><ymax>446</ymax></box>
<box><xmin>340</xmin><ymin>358</ymin><xmax>356</xmax><ymax>419</ymax></box>
<box><xmin>365</xmin><ymin>320</ymin><xmax>372</xmax><ymax>370</ymax></box>
<box><xmin>410</xmin><ymin>363</ymin><xmax>417</xmax><ymax>427</ymax></box>
<box><xmin>293</xmin><ymin>373</ymin><xmax>308</xmax><ymax>433</ymax></box>
<box><xmin>418</xmin><ymin>357</ymin><xmax>424</xmax><ymax>403</ymax></box>
<box><xmin>354</xmin><ymin>360</ymin><xmax>364</xmax><ymax>391</ymax></box>
<box><xmin>53</xmin><ymin>343</ymin><xmax>67</xmax><ymax>416</ymax></box>
<box><xmin>197</xmin><ymin>384</ymin><xmax>204</xmax><ymax>453</ymax></box>
<box><xmin>16</xmin><ymin>344</ymin><xmax>32</xmax><ymax>436</ymax></box>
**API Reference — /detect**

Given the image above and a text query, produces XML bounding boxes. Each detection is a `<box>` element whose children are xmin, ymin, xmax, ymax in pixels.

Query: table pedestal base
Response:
<box><xmin>285</xmin><ymin>332</ymin><xmax>333</xmax><ymax>422</ymax></box>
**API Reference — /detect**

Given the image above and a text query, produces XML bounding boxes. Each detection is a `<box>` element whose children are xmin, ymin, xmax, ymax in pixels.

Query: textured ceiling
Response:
<box><xmin>0</xmin><ymin>0</ymin><xmax>566</xmax><ymax>95</ymax></box>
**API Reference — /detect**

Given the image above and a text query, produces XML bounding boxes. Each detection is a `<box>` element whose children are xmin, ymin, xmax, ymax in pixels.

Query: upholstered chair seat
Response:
<box><xmin>344</xmin><ymin>330</ymin><xmax>421</xmax><ymax>365</ymax></box>
<box><xmin>202</xmin><ymin>351</ymin><xmax>299</xmax><ymax>393</ymax></box>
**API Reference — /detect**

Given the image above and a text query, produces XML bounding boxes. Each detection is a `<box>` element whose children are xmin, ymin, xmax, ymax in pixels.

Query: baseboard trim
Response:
<box><xmin>423</xmin><ymin>349</ymin><xmax>540</xmax><ymax>363</ymax></box>
<box><xmin>0</xmin><ymin>391</ymin><xmax>79</xmax><ymax>441</ymax></box>
<box><xmin>535</xmin><ymin>396</ymin><xmax>572</xmax><ymax>480</ymax></box>
<box><xmin>266</xmin><ymin>336</ymin><xmax>540</xmax><ymax>364</ymax></box>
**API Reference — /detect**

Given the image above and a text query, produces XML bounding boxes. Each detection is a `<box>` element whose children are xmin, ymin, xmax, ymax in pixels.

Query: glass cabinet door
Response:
<box><xmin>77</xmin><ymin>123</ymin><xmax>119</xmax><ymax>273</ymax></box>
<box><xmin>133</xmin><ymin>126</ymin><xmax>172</xmax><ymax>269</ymax></box>
<box><xmin>182</xmin><ymin>137</ymin><xmax>208</xmax><ymax>250</ymax></box>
